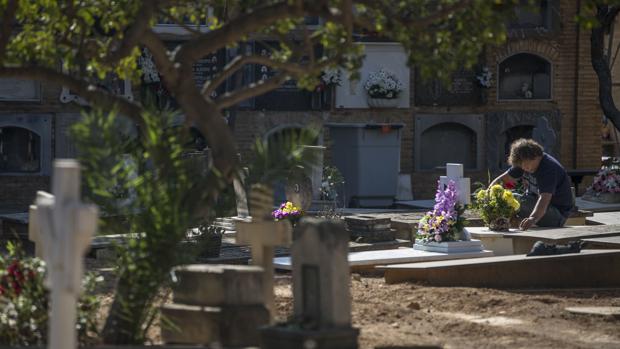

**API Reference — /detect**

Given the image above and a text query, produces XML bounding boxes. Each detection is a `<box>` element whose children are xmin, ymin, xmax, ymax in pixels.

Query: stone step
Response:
<box><xmin>171</xmin><ymin>264</ymin><xmax>264</xmax><ymax>306</ymax></box>
<box><xmin>161</xmin><ymin>303</ymin><xmax>268</xmax><ymax>347</ymax></box>
<box><xmin>379</xmin><ymin>249</ymin><xmax>620</xmax><ymax>287</ymax></box>
<box><xmin>582</xmin><ymin>236</ymin><xmax>620</xmax><ymax>249</ymax></box>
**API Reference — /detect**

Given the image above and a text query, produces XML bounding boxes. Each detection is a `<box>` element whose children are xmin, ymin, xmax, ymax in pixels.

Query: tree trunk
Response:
<box><xmin>591</xmin><ymin>6</ymin><xmax>620</xmax><ymax>132</ymax></box>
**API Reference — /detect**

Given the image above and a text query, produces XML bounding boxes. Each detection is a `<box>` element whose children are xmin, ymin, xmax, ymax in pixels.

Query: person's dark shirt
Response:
<box><xmin>507</xmin><ymin>153</ymin><xmax>574</xmax><ymax>217</ymax></box>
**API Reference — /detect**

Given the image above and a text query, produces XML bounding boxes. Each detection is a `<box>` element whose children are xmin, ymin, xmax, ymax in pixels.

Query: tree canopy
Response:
<box><xmin>0</xmin><ymin>0</ymin><xmax>519</xmax><ymax>180</ymax></box>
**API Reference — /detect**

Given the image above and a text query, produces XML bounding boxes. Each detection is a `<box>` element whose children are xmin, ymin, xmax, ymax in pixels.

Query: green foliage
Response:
<box><xmin>246</xmin><ymin>126</ymin><xmax>321</xmax><ymax>187</ymax></box>
<box><xmin>0</xmin><ymin>241</ymin><xmax>100</xmax><ymax>346</ymax></box>
<box><xmin>71</xmin><ymin>107</ymin><xmax>223</xmax><ymax>343</ymax></box>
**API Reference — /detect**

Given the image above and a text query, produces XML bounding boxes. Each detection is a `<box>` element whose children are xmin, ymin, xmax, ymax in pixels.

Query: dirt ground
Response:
<box><xmin>89</xmin><ymin>258</ymin><xmax>620</xmax><ymax>349</ymax></box>
<box><xmin>274</xmin><ymin>274</ymin><xmax>620</xmax><ymax>349</ymax></box>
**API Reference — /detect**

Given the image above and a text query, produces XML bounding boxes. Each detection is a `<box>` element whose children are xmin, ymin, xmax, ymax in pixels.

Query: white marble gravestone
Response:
<box><xmin>439</xmin><ymin>163</ymin><xmax>471</xmax><ymax>206</ymax></box>
<box><xmin>28</xmin><ymin>160</ymin><xmax>98</xmax><ymax>349</ymax></box>
<box><xmin>335</xmin><ymin>43</ymin><xmax>410</xmax><ymax>109</ymax></box>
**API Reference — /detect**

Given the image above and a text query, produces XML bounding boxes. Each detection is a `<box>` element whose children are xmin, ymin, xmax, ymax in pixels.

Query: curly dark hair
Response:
<box><xmin>508</xmin><ymin>138</ymin><xmax>543</xmax><ymax>166</ymax></box>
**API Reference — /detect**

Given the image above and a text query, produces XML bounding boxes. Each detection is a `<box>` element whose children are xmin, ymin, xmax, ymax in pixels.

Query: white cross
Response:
<box><xmin>439</xmin><ymin>163</ymin><xmax>471</xmax><ymax>206</ymax></box>
<box><xmin>28</xmin><ymin>160</ymin><xmax>98</xmax><ymax>349</ymax></box>
<box><xmin>235</xmin><ymin>184</ymin><xmax>292</xmax><ymax>322</ymax></box>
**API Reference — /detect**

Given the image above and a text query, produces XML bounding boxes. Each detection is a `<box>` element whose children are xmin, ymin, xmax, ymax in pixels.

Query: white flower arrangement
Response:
<box><xmin>363</xmin><ymin>68</ymin><xmax>403</xmax><ymax>99</ymax></box>
<box><xmin>321</xmin><ymin>68</ymin><xmax>342</xmax><ymax>86</ymax></box>
<box><xmin>476</xmin><ymin>66</ymin><xmax>492</xmax><ymax>88</ymax></box>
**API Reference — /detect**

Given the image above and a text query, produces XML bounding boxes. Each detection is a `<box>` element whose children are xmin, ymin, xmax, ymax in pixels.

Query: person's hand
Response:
<box><xmin>519</xmin><ymin>217</ymin><xmax>536</xmax><ymax>231</ymax></box>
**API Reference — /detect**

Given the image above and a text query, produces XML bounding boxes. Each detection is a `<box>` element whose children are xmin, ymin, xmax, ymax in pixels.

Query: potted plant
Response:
<box><xmin>472</xmin><ymin>184</ymin><xmax>520</xmax><ymax>231</ymax></box>
<box><xmin>363</xmin><ymin>68</ymin><xmax>403</xmax><ymax>108</ymax></box>
<box><xmin>272</xmin><ymin>201</ymin><xmax>303</xmax><ymax>226</ymax></box>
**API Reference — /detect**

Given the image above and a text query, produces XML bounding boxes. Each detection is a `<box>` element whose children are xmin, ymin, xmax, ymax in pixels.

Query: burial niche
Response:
<box><xmin>0</xmin><ymin>127</ymin><xmax>41</xmax><ymax>173</ymax></box>
<box><xmin>499</xmin><ymin>125</ymin><xmax>534</xmax><ymax>169</ymax></box>
<box><xmin>420</xmin><ymin>123</ymin><xmax>477</xmax><ymax>170</ymax></box>
<box><xmin>509</xmin><ymin>0</ymin><xmax>552</xmax><ymax>30</ymax></box>
<box><xmin>498</xmin><ymin>53</ymin><xmax>551</xmax><ymax>100</ymax></box>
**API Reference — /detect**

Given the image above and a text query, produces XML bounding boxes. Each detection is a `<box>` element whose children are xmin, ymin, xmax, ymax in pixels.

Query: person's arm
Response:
<box><xmin>519</xmin><ymin>193</ymin><xmax>552</xmax><ymax>230</ymax></box>
<box><xmin>489</xmin><ymin>169</ymin><xmax>518</xmax><ymax>188</ymax></box>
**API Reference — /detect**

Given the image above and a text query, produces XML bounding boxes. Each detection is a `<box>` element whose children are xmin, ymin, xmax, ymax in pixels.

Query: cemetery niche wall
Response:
<box><xmin>414</xmin><ymin>67</ymin><xmax>483</xmax><ymax>106</ymax></box>
<box><xmin>0</xmin><ymin>114</ymin><xmax>51</xmax><ymax>176</ymax></box>
<box><xmin>486</xmin><ymin>110</ymin><xmax>561</xmax><ymax>173</ymax></box>
<box><xmin>497</xmin><ymin>53</ymin><xmax>551</xmax><ymax>100</ymax></box>
<box><xmin>414</xmin><ymin>114</ymin><xmax>484</xmax><ymax>171</ymax></box>
<box><xmin>335</xmin><ymin>42</ymin><xmax>409</xmax><ymax>109</ymax></box>
<box><xmin>0</xmin><ymin>78</ymin><xmax>41</xmax><ymax>101</ymax></box>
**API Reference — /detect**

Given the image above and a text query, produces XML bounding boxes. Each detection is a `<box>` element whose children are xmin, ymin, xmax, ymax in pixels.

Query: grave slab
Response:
<box><xmin>586</xmin><ymin>211</ymin><xmax>620</xmax><ymax>225</ymax></box>
<box><xmin>468</xmin><ymin>227</ymin><xmax>521</xmax><ymax>256</ymax></box>
<box><xmin>575</xmin><ymin>197</ymin><xmax>620</xmax><ymax>212</ymax></box>
<box><xmin>505</xmin><ymin>224</ymin><xmax>620</xmax><ymax>254</ymax></box>
<box><xmin>274</xmin><ymin>247</ymin><xmax>493</xmax><ymax>271</ymax></box>
<box><xmin>379</xmin><ymin>249</ymin><xmax>620</xmax><ymax>287</ymax></box>
<box><xmin>565</xmin><ymin>306</ymin><xmax>620</xmax><ymax>318</ymax></box>
<box><xmin>582</xmin><ymin>236</ymin><xmax>620</xmax><ymax>249</ymax></box>
<box><xmin>413</xmin><ymin>239</ymin><xmax>483</xmax><ymax>253</ymax></box>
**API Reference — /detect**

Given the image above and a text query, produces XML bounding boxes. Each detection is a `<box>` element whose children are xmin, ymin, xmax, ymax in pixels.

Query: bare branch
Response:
<box><xmin>0</xmin><ymin>0</ymin><xmax>18</xmax><ymax>63</ymax></box>
<box><xmin>214</xmin><ymin>74</ymin><xmax>290</xmax><ymax>110</ymax></box>
<box><xmin>0</xmin><ymin>66</ymin><xmax>144</xmax><ymax>125</ymax></box>
<box><xmin>104</xmin><ymin>0</ymin><xmax>156</xmax><ymax>64</ymax></box>
<box><xmin>175</xmin><ymin>2</ymin><xmax>305</xmax><ymax>65</ymax></box>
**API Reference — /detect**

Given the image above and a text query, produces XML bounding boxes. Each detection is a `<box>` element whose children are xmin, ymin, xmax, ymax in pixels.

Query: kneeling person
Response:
<box><xmin>490</xmin><ymin>138</ymin><xmax>574</xmax><ymax>230</ymax></box>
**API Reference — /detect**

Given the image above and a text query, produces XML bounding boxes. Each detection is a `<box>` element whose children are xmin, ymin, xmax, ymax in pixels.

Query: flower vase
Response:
<box><xmin>366</xmin><ymin>97</ymin><xmax>399</xmax><ymax>108</ymax></box>
<box><xmin>488</xmin><ymin>217</ymin><xmax>510</xmax><ymax>232</ymax></box>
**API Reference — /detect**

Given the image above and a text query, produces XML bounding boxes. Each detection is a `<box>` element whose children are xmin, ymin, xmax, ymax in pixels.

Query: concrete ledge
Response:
<box><xmin>379</xmin><ymin>249</ymin><xmax>620</xmax><ymax>287</ymax></box>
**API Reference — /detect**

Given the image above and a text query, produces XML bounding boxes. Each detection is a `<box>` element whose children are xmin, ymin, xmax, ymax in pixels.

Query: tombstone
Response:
<box><xmin>439</xmin><ymin>163</ymin><xmax>471</xmax><ymax>206</ymax></box>
<box><xmin>532</xmin><ymin>116</ymin><xmax>557</xmax><ymax>154</ymax></box>
<box><xmin>235</xmin><ymin>184</ymin><xmax>293</xmax><ymax>322</ymax></box>
<box><xmin>161</xmin><ymin>264</ymin><xmax>269</xmax><ymax>347</ymax></box>
<box><xmin>414</xmin><ymin>67</ymin><xmax>483</xmax><ymax>106</ymax></box>
<box><xmin>260</xmin><ymin>219</ymin><xmax>359</xmax><ymax>349</ymax></box>
<box><xmin>285</xmin><ymin>168</ymin><xmax>313</xmax><ymax>211</ymax></box>
<box><xmin>28</xmin><ymin>160</ymin><xmax>98</xmax><ymax>349</ymax></box>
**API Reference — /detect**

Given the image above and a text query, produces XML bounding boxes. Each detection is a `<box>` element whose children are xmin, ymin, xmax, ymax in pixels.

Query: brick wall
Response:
<box><xmin>0</xmin><ymin>176</ymin><xmax>50</xmax><ymax>211</ymax></box>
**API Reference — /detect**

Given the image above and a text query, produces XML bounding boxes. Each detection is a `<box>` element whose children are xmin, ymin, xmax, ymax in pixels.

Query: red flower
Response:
<box><xmin>504</xmin><ymin>181</ymin><xmax>516</xmax><ymax>190</ymax></box>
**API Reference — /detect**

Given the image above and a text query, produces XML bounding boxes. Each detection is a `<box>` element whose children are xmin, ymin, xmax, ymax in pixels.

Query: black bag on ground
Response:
<box><xmin>526</xmin><ymin>240</ymin><xmax>584</xmax><ymax>257</ymax></box>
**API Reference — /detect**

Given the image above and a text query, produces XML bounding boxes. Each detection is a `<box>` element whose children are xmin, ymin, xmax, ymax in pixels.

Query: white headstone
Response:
<box><xmin>28</xmin><ymin>160</ymin><xmax>98</xmax><ymax>349</ymax></box>
<box><xmin>439</xmin><ymin>163</ymin><xmax>471</xmax><ymax>206</ymax></box>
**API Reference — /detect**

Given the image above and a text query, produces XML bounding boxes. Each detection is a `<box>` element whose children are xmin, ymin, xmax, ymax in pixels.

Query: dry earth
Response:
<box><xmin>274</xmin><ymin>274</ymin><xmax>620</xmax><ymax>349</ymax></box>
<box><xmin>89</xmin><ymin>258</ymin><xmax>620</xmax><ymax>349</ymax></box>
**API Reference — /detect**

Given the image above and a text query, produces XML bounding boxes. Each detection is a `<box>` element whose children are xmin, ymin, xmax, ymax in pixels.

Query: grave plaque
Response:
<box><xmin>414</xmin><ymin>68</ymin><xmax>482</xmax><ymax>106</ymax></box>
<box><xmin>0</xmin><ymin>79</ymin><xmax>41</xmax><ymax>101</ymax></box>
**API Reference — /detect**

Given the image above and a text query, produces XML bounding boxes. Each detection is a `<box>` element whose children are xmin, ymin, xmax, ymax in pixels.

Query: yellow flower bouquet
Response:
<box><xmin>472</xmin><ymin>184</ymin><xmax>520</xmax><ymax>231</ymax></box>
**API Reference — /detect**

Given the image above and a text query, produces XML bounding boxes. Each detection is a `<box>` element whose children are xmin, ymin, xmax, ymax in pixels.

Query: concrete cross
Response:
<box><xmin>235</xmin><ymin>184</ymin><xmax>292</xmax><ymax>322</ymax></box>
<box><xmin>439</xmin><ymin>163</ymin><xmax>471</xmax><ymax>206</ymax></box>
<box><xmin>28</xmin><ymin>160</ymin><xmax>98</xmax><ymax>349</ymax></box>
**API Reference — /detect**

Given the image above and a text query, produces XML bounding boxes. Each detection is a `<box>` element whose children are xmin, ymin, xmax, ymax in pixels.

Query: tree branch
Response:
<box><xmin>0</xmin><ymin>66</ymin><xmax>144</xmax><ymax>125</ymax></box>
<box><xmin>202</xmin><ymin>54</ymin><xmax>319</xmax><ymax>98</ymax></box>
<box><xmin>104</xmin><ymin>0</ymin><xmax>156</xmax><ymax>65</ymax></box>
<box><xmin>215</xmin><ymin>74</ymin><xmax>290</xmax><ymax>110</ymax></box>
<box><xmin>592</xmin><ymin>5</ymin><xmax>620</xmax><ymax>132</ymax></box>
<box><xmin>0</xmin><ymin>0</ymin><xmax>18</xmax><ymax>63</ymax></box>
<box><xmin>175</xmin><ymin>2</ymin><xmax>305</xmax><ymax>65</ymax></box>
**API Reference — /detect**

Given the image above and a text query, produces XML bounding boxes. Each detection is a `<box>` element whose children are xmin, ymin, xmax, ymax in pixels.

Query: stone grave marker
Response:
<box><xmin>236</xmin><ymin>184</ymin><xmax>292</xmax><ymax>322</ymax></box>
<box><xmin>439</xmin><ymin>163</ymin><xmax>471</xmax><ymax>206</ymax></box>
<box><xmin>28</xmin><ymin>160</ymin><xmax>99</xmax><ymax>349</ymax></box>
<box><xmin>344</xmin><ymin>216</ymin><xmax>395</xmax><ymax>242</ymax></box>
<box><xmin>261</xmin><ymin>218</ymin><xmax>359</xmax><ymax>349</ymax></box>
<box><xmin>161</xmin><ymin>264</ymin><xmax>269</xmax><ymax>346</ymax></box>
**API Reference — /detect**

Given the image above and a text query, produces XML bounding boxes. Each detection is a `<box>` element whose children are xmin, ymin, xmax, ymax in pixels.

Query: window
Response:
<box><xmin>508</xmin><ymin>0</ymin><xmax>551</xmax><ymax>30</ymax></box>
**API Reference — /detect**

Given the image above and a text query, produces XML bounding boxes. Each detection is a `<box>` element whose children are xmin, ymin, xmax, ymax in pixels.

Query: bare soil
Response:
<box><xmin>88</xmin><ymin>257</ymin><xmax>620</xmax><ymax>349</ymax></box>
<box><xmin>274</xmin><ymin>274</ymin><xmax>620</xmax><ymax>349</ymax></box>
